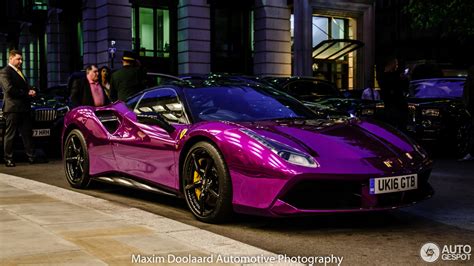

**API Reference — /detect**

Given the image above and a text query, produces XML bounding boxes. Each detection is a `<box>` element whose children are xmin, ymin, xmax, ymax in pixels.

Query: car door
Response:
<box><xmin>111</xmin><ymin>88</ymin><xmax>189</xmax><ymax>190</ymax></box>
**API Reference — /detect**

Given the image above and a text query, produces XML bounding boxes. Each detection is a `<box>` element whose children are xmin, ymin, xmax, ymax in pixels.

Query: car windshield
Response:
<box><xmin>183</xmin><ymin>85</ymin><xmax>318</xmax><ymax>122</ymax></box>
<box><xmin>409</xmin><ymin>79</ymin><xmax>465</xmax><ymax>99</ymax></box>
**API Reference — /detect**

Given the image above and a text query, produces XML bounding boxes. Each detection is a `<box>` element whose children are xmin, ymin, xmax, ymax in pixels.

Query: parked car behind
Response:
<box><xmin>406</xmin><ymin>77</ymin><xmax>471</xmax><ymax>155</ymax></box>
<box><xmin>1</xmin><ymin>86</ymin><xmax>70</xmax><ymax>158</ymax></box>
<box><xmin>263</xmin><ymin>76</ymin><xmax>378</xmax><ymax>119</ymax></box>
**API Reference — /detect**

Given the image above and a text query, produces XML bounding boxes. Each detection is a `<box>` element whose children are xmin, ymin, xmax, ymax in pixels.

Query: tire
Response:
<box><xmin>63</xmin><ymin>129</ymin><xmax>91</xmax><ymax>189</ymax></box>
<box><xmin>182</xmin><ymin>141</ymin><xmax>233</xmax><ymax>223</ymax></box>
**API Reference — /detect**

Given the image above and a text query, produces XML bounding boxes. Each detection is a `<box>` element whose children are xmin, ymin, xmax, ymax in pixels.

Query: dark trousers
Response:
<box><xmin>3</xmin><ymin>112</ymin><xmax>35</xmax><ymax>160</ymax></box>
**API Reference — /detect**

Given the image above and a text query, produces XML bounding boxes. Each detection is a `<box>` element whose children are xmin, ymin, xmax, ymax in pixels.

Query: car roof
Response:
<box><xmin>410</xmin><ymin>77</ymin><xmax>466</xmax><ymax>84</ymax></box>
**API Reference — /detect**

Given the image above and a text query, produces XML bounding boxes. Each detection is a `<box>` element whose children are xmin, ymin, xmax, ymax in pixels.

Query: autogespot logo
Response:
<box><xmin>420</xmin><ymin>242</ymin><xmax>440</xmax><ymax>262</ymax></box>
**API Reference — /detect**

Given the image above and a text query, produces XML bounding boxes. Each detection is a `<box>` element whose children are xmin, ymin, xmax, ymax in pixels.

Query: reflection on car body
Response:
<box><xmin>62</xmin><ymin>79</ymin><xmax>433</xmax><ymax>223</ymax></box>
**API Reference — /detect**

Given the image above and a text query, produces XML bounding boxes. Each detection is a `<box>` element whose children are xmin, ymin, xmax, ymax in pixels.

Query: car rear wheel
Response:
<box><xmin>64</xmin><ymin>129</ymin><xmax>91</xmax><ymax>189</ymax></box>
<box><xmin>182</xmin><ymin>141</ymin><xmax>232</xmax><ymax>223</ymax></box>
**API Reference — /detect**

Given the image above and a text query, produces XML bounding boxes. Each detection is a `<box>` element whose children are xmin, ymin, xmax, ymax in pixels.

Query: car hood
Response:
<box><xmin>31</xmin><ymin>95</ymin><xmax>69</xmax><ymax>109</ymax></box>
<box><xmin>237</xmin><ymin>118</ymin><xmax>414</xmax><ymax>161</ymax></box>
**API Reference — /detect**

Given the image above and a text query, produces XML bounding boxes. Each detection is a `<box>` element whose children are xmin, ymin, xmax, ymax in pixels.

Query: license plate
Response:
<box><xmin>370</xmin><ymin>174</ymin><xmax>418</xmax><ymax>194</ymax></box>
<box><xmin>33</xmin><ymin>129</ymin><xmax>50</xmax><ymax>137</ymax></box>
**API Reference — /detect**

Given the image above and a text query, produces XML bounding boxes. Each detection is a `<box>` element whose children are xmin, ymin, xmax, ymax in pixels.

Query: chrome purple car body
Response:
<box><xmin>62</xmin><ymin>82</ymin><xmax>433</xmax><ymax>222</ymax></box>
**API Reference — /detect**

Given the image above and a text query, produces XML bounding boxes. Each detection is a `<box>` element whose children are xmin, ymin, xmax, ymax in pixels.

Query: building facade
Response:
<box><xmin>1</xmin><ymin>0</ymin><xmax>375</xmax><ymax>91</ymax></box>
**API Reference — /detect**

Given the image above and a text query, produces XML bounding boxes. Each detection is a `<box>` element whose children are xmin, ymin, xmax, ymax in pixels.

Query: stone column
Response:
<box><xmin>83</xmin><ymin>0</ymin><xmax>132</xmax><ymax>69</ymax></box>
<box><xmin>46</xmin><ymin>8</ymin><xmax>70</xmax><ymax>87</ymax></box>
<box><xmin>361</xmin><ymin>3</ymin><xmax>375</xmax><ymax>89</ymax></box>
<box><xmin>254</xmin><ymin>0</ymin><xmax>291</xmax><ymax>76</ymax></box>
<box><xmin>293</xmin><ymin>0</ymin><xmax>312</xmax><ymax>76</ymax></box>
<box><xmin>177</xmin><ymin>0</ymin><xmax>211</xmax><ymax>75</ymax></box>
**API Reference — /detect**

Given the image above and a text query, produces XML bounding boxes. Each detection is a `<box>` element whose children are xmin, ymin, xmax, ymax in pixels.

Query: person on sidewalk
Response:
<box><xmin>459</xmin><ymin>65</ymin><xmax>474</xmax><ymax>161</ymax></box>
<box><xmin>99</xmin><ymin>65</ymin><xmax>112</xmax><ymax>100</ymax></box>
<box><xmin>109</xmin><ymin>51</ymin><xmax>147</xmax><ymax>101</ymax></box>
<box><xmin>0</xmin><ymin>50</ymin><xmax>37</xmax><ymax>167</ymax></box>
<box><xmin>377</xmin><ymin>56</ymin><xmax>409</xmax><ymax>131</ymax></box>
<box><xmin>70</xmin><ymin>64</ymin><xmax>110</xmax><ymax>107</ymax></box>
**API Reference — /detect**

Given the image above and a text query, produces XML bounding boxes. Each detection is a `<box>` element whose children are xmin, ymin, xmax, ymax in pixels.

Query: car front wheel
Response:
<box><xmin>182</xmin><ymin>141</ymin><xmax>232</xmax><ymax>223</ymax></box>
<box><xmin>64</xmin><ymin>129</ymin><xmax>91</xmax><ymax>189</ymax></box>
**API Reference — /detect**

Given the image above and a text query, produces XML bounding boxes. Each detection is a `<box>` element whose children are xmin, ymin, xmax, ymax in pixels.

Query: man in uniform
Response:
<box><xmin>110</xmin><ymin>51</ymin><xmax>147</xmax><ymax>101</ymax></box>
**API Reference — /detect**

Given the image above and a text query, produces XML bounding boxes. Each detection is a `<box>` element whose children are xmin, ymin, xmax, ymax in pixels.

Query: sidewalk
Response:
<box><xmin>0</xmin><ymin>173</ymin><xmax>274</xmax><ymax>265</ymax></box>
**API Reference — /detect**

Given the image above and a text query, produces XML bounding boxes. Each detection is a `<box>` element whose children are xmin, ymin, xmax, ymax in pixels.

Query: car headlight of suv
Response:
<box><xmin>56</xmin><ymin>106</ymin><xmax>70</xmax><ymax>117</ymax></box>
<box><xmin>422</xmin><ymin>108</ymin><xmax>440</xmax><ymax>117</ymax></box>
<box><xmin>240</xmin><ymin>128</ymin><xmax>320</xmax><ymax>168</ymax></box>
<box><xmin>0</xmin><ymin>109</ymin><xmax>3</xmax><ymax>120</ymax></box>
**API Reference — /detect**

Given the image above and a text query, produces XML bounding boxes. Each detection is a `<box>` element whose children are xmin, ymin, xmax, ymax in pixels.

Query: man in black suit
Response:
<box><xmin>0</xmin><ymin>50</ymin><xmax>37</xmax><ymax>167</ymax></box>
<box><xmin>70</xmin><ymin>65</ymin><xmax>109</xmax><ymax>107</ymax></box>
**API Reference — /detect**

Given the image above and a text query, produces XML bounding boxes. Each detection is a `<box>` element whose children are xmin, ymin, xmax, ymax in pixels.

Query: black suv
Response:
<box><xmin>406</xmin><ymin>77</ymin><xmax>471</xmax><ymax>155</ymax></box>
<box><xmin>0</xmin><ymin>85</ymin><xmax>70</xmax><ymax>157</ymax></box>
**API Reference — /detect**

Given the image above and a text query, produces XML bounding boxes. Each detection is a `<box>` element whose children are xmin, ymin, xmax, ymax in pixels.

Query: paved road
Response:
<box><xmin>1</xmin><ymin>158</ymin><xmax>473</xmax><ymax>264</ymax></box>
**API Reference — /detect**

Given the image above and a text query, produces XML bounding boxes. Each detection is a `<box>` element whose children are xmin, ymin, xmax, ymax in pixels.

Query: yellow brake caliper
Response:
<box><xmin>193</xmin><ymin>159</ymin><xmax>204</xmax><ymax>199</ymax></box>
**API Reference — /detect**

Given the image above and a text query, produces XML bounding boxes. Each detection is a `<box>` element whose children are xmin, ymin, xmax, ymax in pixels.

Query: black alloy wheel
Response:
<box><xmin>182</xmin><ymin>142</ymin><xmax>232</xmax><ymax>223</ymax></box>
<box><xmin>64</xmin><ymin>129</ymin><xmax>91</xmax><ymax>189</ymax></box>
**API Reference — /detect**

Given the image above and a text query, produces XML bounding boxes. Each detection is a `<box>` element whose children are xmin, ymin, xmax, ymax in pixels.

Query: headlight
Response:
<box><xmin>361</xmin><ymin>108</ymin><xmax>374</xmax><ymax>116</ymax></box>
<box><xmin>0</xmin><ymin>110</ymin><xmax>3</xmax><ymax>120</ymax></box>
<box><xmin>56</xmin><ymin>106</ymin><xmax>70</xmax><ymax>117</ymax></box>
<box><xmin>422</xmin><ymin>108</ymin><xmax>440</xmax><ymax>117</ymax></box>
<box><xmin>240</xmin><ymin>128</ymin><xmax>320</xmax><ymax>168</ymax></box>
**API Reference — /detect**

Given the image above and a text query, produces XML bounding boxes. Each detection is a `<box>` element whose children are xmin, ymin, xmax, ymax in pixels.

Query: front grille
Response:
<box><xmin>35</xmin><ymin>109</ymin><xmax>57</xmax><ymax>121</ymax></box>
<box><xmin>281</xmin><ymin>180</ymin><xmax>362</xmax><ymax>210</ymax></box>
<box><xmin>281</xmin><ymin>170</ymin><xmax>432</xmax><ymax>210</ymax></box>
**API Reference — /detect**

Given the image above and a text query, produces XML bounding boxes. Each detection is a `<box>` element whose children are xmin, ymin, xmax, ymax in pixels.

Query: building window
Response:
<box><xmin>313</xmin><ymin>16</ymin><xmax>351</xmax><ymax>89</ymax></box>
<box><xmin>291</xmin><ymin>14</ymin><xmax>355</xmax><ymax>90</ymax></box>
<box><xmin>211</xmin><ymin>3</ymin><xmax>254</xmax><ymax>74</ymax></box>
<box><xmin>32</xmin><ymin>0</ymin><xmax>48</xmax><ymax>11</ymax></box>
<box><xmin>0</xmin><ymin>50</ymin><xmax>4</xmax><ymax>67</ymax></box>
<box><xmin>132</xmin><ymin>6</ymin><xmax>170</xmax><ymax>58</ymax></box>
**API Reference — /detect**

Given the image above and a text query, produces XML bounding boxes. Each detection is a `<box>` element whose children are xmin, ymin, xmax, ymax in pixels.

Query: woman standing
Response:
<box><xmin>99</xmin><ymin>66</ymin><xmax>112</xmax><ymax>101</ymax></box>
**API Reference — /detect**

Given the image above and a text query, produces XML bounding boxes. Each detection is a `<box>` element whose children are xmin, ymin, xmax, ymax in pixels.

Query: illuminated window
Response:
<box><xmin>32</xmin><ymin>0</ymin><xmax>47</xmax><ymax>11</ymax></box>
<box><xmin>290</xmin><ymin>14</ymin><xmax>357</xmax><ymax>90</ymax></box>
<box><xmin>132</xmin><ymin>6</ymin><xmax>170</xmax><ymax>58</ymax></box>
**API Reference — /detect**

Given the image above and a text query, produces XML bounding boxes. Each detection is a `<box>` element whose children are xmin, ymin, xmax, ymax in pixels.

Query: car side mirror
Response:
<box><xmin>137</xmin><ymin>112</ymin><xmax>175</xmax><ymax>134</ymax></box>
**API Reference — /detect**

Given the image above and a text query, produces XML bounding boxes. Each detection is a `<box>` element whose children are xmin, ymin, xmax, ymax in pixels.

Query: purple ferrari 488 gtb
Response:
<box><xmin>62</xmin><ymin>80</ymin><xmax>433</xmax><ymax>223</ymax></box>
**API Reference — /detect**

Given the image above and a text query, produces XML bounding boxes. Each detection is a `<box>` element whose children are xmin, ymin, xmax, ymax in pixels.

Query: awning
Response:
<box><xmin>312</xmin><ymin>39</ymin><xmax>364</xmax><ymax>60</ymax></box>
